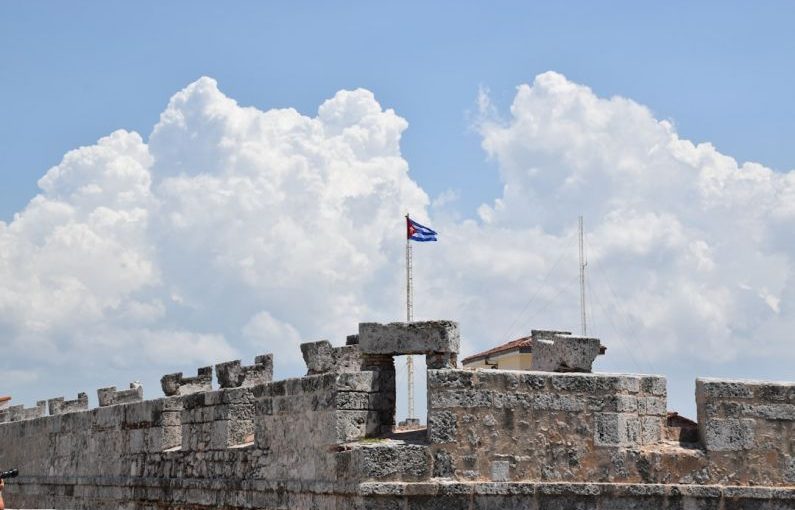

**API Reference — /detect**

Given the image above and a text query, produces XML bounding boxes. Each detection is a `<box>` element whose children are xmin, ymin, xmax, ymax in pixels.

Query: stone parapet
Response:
<box><xmin>215</xmin><ymin>354</ymin><xmax>273</xmax><ymax>388</ymax></box>
<box><xmin>0</xmin><ymin>400</ymin><xmax>45</xmax><ymax>423</ymax></box>
<box><xmin>97</xmin><ymin>382</ymin><xmax>144</xmax><ymax>407</ymax></box>
<box><xmin>696</xmin><ymin>377</ymin><xmax>795</xmax><ymax>485</ymax></box>
<box><xmin>161</xmin><ymin>366</ymin><xmax>213</xmax><ymax>396</ymax></box>
<box><xmin>47</xmin><ymin>392</ymin><xmax>89</xmax><ymax>415</ymax></box>
<box><xmin>427</xmin><ymin>369</ymin><xmax>667</xmax><ymax>482</ymax></box>
<box><xmin>301</xmin><ymin>341</ymin><xmax>363</xmax><ymax>375</ymax></box>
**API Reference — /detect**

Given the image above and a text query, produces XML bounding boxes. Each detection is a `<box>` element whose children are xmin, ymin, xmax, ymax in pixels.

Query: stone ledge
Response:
<box><xmin>356</xmin><ymin>481</ymin><xmax>795</xmax><ymax>499</ymax></box>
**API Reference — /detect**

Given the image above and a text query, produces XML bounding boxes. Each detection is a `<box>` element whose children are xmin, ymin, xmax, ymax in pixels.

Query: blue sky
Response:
<box><xmin>2</xmin><ymin>2</ymin><xmax>794</xmax><ymax>221</ymax></box>
<box><xmin>2</xmin><ymin>2</ymin><xmax>795</xmax><ymax>419</ymax></box>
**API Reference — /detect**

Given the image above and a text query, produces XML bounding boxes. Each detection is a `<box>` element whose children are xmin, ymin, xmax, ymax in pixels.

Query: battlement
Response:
<box><xmin>47</xmin><ymin>392</ymin><xmax>88</xmax><ymax>415</ymax></box>
<box><xmin>1</xmin><ymin>322</ymin><xmax>793</xmax><ymax>509</ymax></box>
<box><xmin>161</xmin><ymin>366</ymin><xmax>213</xmax><ymax>396</ymax></box>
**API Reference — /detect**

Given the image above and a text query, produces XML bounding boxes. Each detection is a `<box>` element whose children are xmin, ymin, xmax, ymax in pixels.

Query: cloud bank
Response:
<box><xmin>2</xmin><ymin>73</ymin><xmax>793</xmax><ymax>417</ymax></box>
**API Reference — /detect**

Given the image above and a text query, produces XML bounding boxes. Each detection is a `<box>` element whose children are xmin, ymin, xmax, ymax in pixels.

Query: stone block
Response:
<box><xmin>334</xmin><ymin>345</ymin><xmax>364</xmax><ymax>373</ymax></box>
<box><xmin>428</xmin><ymin>410</ymin><xmax>457</xmax><ymax>444</ymax></box>
<box><xmin>301</xmin><ymin>341</ymin><xmax>363</xmax><ymax>375</ymax></box>
<box><xmin>640</xmin><ymin>416</ymin><xmax>663</xmax><ymax>445</ymax></box>
<box><xmin>701</xmin><ymin>418</ymin><xmax>755</xmax><ymax>451</ymax></box>
<box><xmin>336</xmin><ymin>372</ymin><xmax>377</xmax><ymax>392</ymax></box>
<box><xmin>785</xmin><ymin>457</ymin><xmax>795</xmax><ymax>483</ymax></box>
<box><xmin>336</xmin><ymin>410</ymin><xmax>380</xmax><ymax>441</ymax></box>
<box><xmin>531</xmin><ymin>332</ymin><xmax>601</xmax><ymax>373</ymax></box>
<box><xmin>97</xmin><ymin>383</ymin><xmax>144</xmax><ymax>407</ymax></box>
<box><xmin>215</xmin><ymin>354</ymin><xmax>273</xmax><ymax>388</ymax></box>
<box><xmin>426</xmin><ymin>352</ymin><xmax>458</xmax><ymax>369</ymax></box>
<box><xmin>301</xmin><ymin>340</ymin><xmax>336</xmax><ymax>374</ymax></box>
<box><xmin>47</xmin><ymin>393</ymin><xmax>89</xmax><ymax>415</ymax></box>
<box><xmin>637</xmin><ymin>396</ymin><xmax>667</xmax><ymax>416</ymax></box>
<box><xmin>433</xmin><ymin>450</ymin><xmax>454</xmax><ymax>478</ymax></box>
<box><xmin>490</xmin><ymin>460</ymin><xmax>511</xmax><ymax>482</ymax></box>
<box><xmin>358</xmin><ymin>321</ymin><xmax>460</xmax><ymax>355</ymax></box>
<box><xmin>744</xmin><ymin>403</ymin><xmax>795</xmax><ymax>421</ymax></box>
<box><xmin>696</xmin><ymin>378</ymin><xmax>754</xmax><ymax>400</ymax></box>
<box><xmin>594</xmin><ymin>413</ymin><xmax>641</xmax><ymax>447</ymax></box>
<box><xmin>160</xmin><ymin>367</ymin><xmax>212</xmax><ymax>396</ymax></box>
<box><xmin>640</xmin><ymin>376</ymin><xmax>667</xmax><ymax>396</ymax></box>
<box><xmin>350</xmin><ymin>444</ymin><xmax>431</xmax><ymax>481</ymax></box>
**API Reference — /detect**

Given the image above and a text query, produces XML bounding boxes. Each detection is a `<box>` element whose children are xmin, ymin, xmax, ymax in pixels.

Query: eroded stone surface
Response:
<box><xmin>359</xmin><ymin>321</ymin><xmax>460</xmax><ymax>355</ymax></box>
<box><xmin>47</xmin><ymin>392</ymin><xmax>89</xmax><ymax>415</ymax></box>
<box><xmin>98</xmin><ymin>382</ymin><xmax>144</xmax><ymax>407</ymax></box>
<box><xmin>0</xmin><ymin>322</ymin><xmax>794</xmax><ymax>509</ymax></box>
<box><xmin>161</xmin><ymin>367</ymin><xmax>212</xmax><ymax>396</ymax></box>
<box><xmin>216</xmin><ymin>354</ymin><xmax>273</xmax><ymax>388</ymax></box>
<box><xmin>530</xmin><ymin>330</ymin><xmax>601</xmax><ymax>372</ymax></box>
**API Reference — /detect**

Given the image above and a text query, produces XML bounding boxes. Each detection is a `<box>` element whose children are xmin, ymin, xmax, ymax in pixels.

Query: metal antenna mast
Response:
<box><xmin>578</xmin><ymin>216</ymin><xmax>587</xmax><ymax>336</ymax></box>
<box><xmin>405</xmin><ymin>214</ymin><xmax>415</xmax><ymax>421</ymax></box>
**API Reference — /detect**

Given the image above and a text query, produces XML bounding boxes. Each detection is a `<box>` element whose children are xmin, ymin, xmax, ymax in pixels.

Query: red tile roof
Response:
<box><xmin>462</xmin><ymin>336</ymin><xmax>532</xmax><ymax>365</ymax></box>
<box><xmin>462</xmin><ymin>335</ymin><xmax>607</xmax><ymax>366</ymax></box>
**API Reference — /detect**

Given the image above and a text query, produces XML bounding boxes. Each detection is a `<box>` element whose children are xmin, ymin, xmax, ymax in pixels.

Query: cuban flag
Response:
<box><xmin>407</xmin><ymin>216</ymin><xmax>438</xmax><ymax>242</ymax></box>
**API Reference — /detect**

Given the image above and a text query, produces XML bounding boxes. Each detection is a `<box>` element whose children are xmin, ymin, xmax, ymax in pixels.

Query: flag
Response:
<box><xmin>407</xmin><ymin>216</ymin><xmax>438</xmax><ymax>242</ymax></box>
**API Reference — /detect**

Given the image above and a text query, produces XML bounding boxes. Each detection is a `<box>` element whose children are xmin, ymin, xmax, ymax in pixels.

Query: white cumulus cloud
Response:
<box><xmin>2</xmin><ymin>72</ymin><xmax>794</xmax><ymax>419</ymax></box>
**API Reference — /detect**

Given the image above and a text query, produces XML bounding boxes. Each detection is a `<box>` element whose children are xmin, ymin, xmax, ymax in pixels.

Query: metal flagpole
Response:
<box><xmin>405</xmin><ymin>214</ymin><xmax>415</xmax><ymax>421</ymax></box>
<box><xmin>578</xmin><ymin>216</ymin><xmax>587</xmax><ymax>336</ymax></box>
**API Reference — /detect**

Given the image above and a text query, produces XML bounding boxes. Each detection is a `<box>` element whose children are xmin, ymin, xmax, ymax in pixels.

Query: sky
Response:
<box><xmin>1</xmin><ymin>2</ymin><xmax>795</xmax><ymax>420</ymax></box>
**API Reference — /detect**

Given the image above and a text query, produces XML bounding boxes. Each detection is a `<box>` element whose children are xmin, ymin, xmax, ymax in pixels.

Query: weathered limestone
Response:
<box><xmin>0</xmin><ymin>400</ymin><xmax>45</xmax><ymax>423</ymax></box>
<box><xmin>427</xmin><ymin>369</ymin><xmax>669</xmax><ymax>482</ymax></box>
<box><xmin>696</xmin><ymin>377</ymin><xmax>795</xmax><ymax>484</ymax></box>
<box><xmin>161</xmin><ymin>366</ymin><xmax>212</xmax><ymax>396</ymax></box>
<box><xmin>1</xmin><ymin>320</ymin><xmax>795</xmax><ymax>509</ymax></box>
<box><xmin>359</xmin><ymin>321</ymin><xmax>460</xmax><ymax>356</ymax></box>
<box><xmin>530</xmin><ymin>329</ymin><xmax>602</xmax><ymax>372</ymax></box>
<box><xmin>97</xmin><ymin>382</ymin><xmax>144</xmax><ymax>407</ymax></box>
<box><xmin>301</xmin><ymin>340</ymin><xmax>363</xmax><ymax>375</ymax></box>
<box><xmin>215</xmin><ymin>354</ymin><xmax>273</xmax><ymax>388</ymax></box>
<box><xmin>47</xmin><ymin>392</ymin><xmax>88</xmax><ymax>415</ymax></box>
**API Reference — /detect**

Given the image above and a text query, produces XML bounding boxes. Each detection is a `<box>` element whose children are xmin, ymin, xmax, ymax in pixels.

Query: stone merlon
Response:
<box><xmin>161</xmin><ymin>366</ymin><xmax>212</xmax><ymax>396</ymax></box>
<box><xmin>47</xmin><ymin>392</ymin><xmax>89</xmax><ymax>415</ymax></box>
<box><xmin>97</xmin><ymin>382</ymin><xmax>144</xmax><ymax>407</ymax></box>
<box><xmin>216</xmin><ymin>354</ymin><xmax>274</xmax><ymax>388</ymax></box>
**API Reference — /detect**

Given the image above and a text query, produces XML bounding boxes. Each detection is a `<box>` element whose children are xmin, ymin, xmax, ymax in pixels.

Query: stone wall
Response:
<box><xmin>426</xmin><ymin>369</ymin><xmax>668</xmax><ymax>483</ymax></box>
<box><xmin>697</xmin><ymin>377</ymin><xmax>795</xmax><ymax>485</ymax></box>
<box><xmin>0</xmin><ymin>321</ymin><xmax>794</xmax><ymax>509</ymax></box>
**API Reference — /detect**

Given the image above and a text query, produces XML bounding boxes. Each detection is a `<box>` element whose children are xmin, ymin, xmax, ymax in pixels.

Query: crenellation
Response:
<box><xmin>1</xmin><ymin>321</ymin><xmax>794</xmax><ymax>509</ymax></box>
<box><xmin>47</xmin><ymin>392</ymin><xmax>89</xmax><ymax>415</ymax></box>
<box><xmin>215</xmin><ymin>354</ymin><xmax>274</xmax><ymax>388</ymax></box>
<box><xmin>161</xmin><ymin>366</ymin><xmax>213</xmax><ymax>396</ymax></box>
<box><xmin>0</xmin><ymin>400</ymin><xmax>46</xmax><ymax>423</ymax></box>
<box><xmin>97</xmin><ymin>382</ymin><xmax>144</xmax><ymax>407</ymax></box>
<box><xmin>301</xmin><ymin>340</ymin><xmax>364</xmax><ymax>375</ymax></box>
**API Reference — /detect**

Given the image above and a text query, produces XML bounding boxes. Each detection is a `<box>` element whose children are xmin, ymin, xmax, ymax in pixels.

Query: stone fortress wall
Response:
<box><xmin>0</xmin><ymin>321</ymin><xmax>792</xmax><ymax>509</ymax></box>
